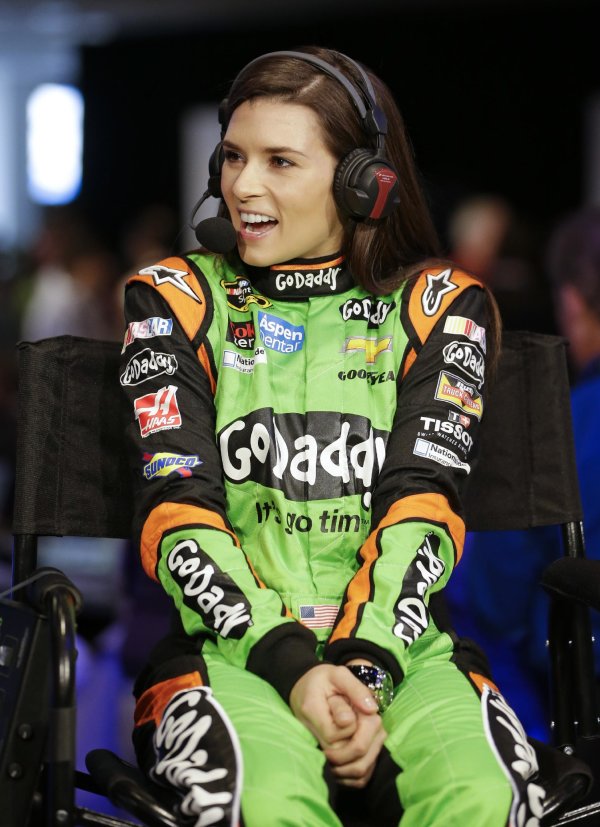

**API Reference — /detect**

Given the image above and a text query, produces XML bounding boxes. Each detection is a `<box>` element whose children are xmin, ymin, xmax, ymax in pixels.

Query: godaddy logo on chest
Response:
<box><xmin>219</xmin><ymin>408</ymin><xmax>388</xmax><ymax>509</ymax></box>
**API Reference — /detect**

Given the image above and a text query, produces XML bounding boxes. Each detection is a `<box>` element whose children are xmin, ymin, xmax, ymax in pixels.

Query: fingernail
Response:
<box><xmin>364</xmin><ymin>696</ymin><xmax>377</xmax><ymax>709</ymax></box>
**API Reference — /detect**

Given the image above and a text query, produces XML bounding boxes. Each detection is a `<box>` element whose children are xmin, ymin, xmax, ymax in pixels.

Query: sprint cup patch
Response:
<box><xmin>434</xmin><ymin>371</ymin><xmax>483</xmax><ymax>419</ymax></box>
<box><xmin>481</xmin><ymin>685</ymin><xmax>546</xmax><ymax>827</ymax></box>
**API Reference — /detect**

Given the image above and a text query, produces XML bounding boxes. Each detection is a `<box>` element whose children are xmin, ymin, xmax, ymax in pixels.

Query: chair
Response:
<box><xmin>1</xmin><ymin>331</ymin><xmax>598</xmax><ymax>825</ymax></box>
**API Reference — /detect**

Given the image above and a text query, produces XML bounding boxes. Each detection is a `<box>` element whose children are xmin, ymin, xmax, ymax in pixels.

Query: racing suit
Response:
<box><xmin>121</xmin><ymin>251</ymin><xmax>546</xmax><ymax>826</ymax></box>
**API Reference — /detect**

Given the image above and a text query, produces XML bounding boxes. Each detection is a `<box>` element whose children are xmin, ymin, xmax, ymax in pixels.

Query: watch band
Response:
<box><xmin>347</xmin><ymin>664</ymin><xmax>394</xmax><ymax>713</ymax></box>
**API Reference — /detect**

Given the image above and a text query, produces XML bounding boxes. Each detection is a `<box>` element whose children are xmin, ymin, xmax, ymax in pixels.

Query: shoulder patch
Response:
<box><xmin>408</xmin><ymin>267</ymin><xmax>482</xmax><ymax>346</ymax></box>
<box><xmin>128</xmin><ymin>256</ymin><xmax>207</xmax><ymax>341</ymax></box>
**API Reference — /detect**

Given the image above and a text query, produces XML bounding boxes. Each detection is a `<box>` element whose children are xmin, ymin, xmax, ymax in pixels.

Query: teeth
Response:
<box><xmin>240</xmin><ymin>212</ymin><xmax>276</xmax><ymax>224</ymax></box>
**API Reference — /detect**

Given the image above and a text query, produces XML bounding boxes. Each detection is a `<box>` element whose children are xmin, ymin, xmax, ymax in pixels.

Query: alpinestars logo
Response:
<box><xmin>421</xmin><ymin>269</ymin><xmax>458</xmax><ymax>316</ymax></box>
<box><xmin>392</xmin><ymin>532</ymin><xmax>445</xmax><ymax>644</ymax></box>
<box><xmin>219</xmin><ymin>408</ymin><xmax>388</xmax><ymax>509</ymax></box>
<box><xmin>152</xmin><ymin>687</ymin><xmax>242</xmax><ymax>827</ymax></box>
<box><xmin>139</xmin><ymin>265</ymin><xmax>201</xmax><ymax>303</ymax></box>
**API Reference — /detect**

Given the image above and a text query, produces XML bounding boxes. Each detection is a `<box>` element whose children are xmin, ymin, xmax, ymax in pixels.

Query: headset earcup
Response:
<box><xmin>333</xmin><ymin>148</ymin><xmax>400</xmax><ymax>220</ymax></box>
<box><xmin>207</xmin><ymin>142</ymin><xmax>224</xmax><ymax>199</ymax></box>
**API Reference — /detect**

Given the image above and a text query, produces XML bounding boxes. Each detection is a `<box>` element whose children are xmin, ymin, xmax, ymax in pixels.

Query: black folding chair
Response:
<box><xmin>1</xmin><ymin>331</ymin><xmax>599</xmax><ymax>826</ymax></box>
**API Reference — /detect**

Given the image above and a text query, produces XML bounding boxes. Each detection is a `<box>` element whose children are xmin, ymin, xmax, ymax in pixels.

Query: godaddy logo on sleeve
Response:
<box><xmin>218</xmin><ymin>408</ymin><xmax>388</xmax><ymax>509</ymax></box>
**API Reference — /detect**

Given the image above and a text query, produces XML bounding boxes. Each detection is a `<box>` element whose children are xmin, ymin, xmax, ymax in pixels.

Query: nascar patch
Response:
<box><xmin>122</xmin><ymin>317</ymin><xmax>173</xmax><ymax>352</ymax></box>
<box><xmin>443</xmin><ymin>315</ymin><xmax>487</xmax><ymax>353</ymax></box>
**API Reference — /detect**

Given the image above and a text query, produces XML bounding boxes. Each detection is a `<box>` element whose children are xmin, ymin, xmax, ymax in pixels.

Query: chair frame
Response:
<box><xmin>3</xmin><ymin>331</ymin><xmax>600</xmax><ymax>826</ymax></box>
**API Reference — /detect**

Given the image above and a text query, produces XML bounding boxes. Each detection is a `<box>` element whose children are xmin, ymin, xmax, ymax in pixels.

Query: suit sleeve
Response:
<box><xmin>325</xmin><ymin>269</ymin><xmax>495</xmax><ymax>685</ymax></box>
<box><xmin>121</xmin><ymin>256</ymin><xmax>319</xmax><ymax>701</ymax></box>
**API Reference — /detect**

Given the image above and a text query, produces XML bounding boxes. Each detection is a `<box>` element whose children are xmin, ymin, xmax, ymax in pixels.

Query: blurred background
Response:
<box><xmin>1</xmin><ymin>0</ymin><xmax>599</xmax><ymax>803</ymax></box>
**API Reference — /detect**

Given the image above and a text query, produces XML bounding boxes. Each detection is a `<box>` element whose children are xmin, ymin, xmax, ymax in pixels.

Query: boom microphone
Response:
<box><xmin>194</xmin><ymin>216</ymin><xmax>237</xmax><ymax>254</ymax></box>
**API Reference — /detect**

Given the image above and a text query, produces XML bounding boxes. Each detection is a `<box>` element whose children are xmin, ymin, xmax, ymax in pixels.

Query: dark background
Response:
<box><xmin>78</xmin><ymin>3</ymin><xmax>600</xmax><ymax>253</ymax></box>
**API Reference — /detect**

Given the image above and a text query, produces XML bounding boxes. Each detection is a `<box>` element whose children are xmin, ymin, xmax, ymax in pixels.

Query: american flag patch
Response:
<box><xmin>299</xmin><ymin>604</ymin><xmax>339</xmax><ymax>629</ymax></box>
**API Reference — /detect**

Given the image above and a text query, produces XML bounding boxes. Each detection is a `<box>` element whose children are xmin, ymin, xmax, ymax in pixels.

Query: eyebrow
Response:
<box><xmin>223</xmin><ymin>139</ymin><xmax>308</xmax><ymax>158</ymax></box>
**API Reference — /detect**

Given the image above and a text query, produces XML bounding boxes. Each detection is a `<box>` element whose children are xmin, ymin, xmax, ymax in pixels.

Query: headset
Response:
<box><xmin>191</xmin><ymin>49</ymin><xmax>400</xmax><ymax>231</ymax></box>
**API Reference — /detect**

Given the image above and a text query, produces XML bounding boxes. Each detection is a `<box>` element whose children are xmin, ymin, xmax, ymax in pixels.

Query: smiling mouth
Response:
<box><xmin>240</xmin><ymin>211</ymin><xmax>278</xmax><ymax>236</ymax></box>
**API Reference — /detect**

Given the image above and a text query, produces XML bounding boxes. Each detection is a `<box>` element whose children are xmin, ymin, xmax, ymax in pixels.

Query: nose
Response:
<box><xmin>230</xmin><ymin>159</ymin><xmax>265</xmax><ymax>201</ymax></box>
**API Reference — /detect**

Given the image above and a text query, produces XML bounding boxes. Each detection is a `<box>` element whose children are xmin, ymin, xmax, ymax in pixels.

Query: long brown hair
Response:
<box><xmin>219</xmin><ymin>46</ymin><xmax>440</xmax><ymax>293</ymax></box>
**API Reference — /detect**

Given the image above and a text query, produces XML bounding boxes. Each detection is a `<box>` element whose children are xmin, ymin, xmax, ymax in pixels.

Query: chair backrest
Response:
<box><xmin>463</xmin><ymin>329</ymin><xmax>582</xmax><ymax>530</ymax></box>
<box><xmin>13</xmin><ymin>335</ymin><xmax>133</xmax><ymax>540</ymax></box>
<box><xmin>12</xmin><ymin>330</ymin><xmax>582</xmax><ymax>544</ymax></box>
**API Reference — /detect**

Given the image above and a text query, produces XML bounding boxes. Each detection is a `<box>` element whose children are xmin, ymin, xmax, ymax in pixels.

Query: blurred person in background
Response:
<box><xmin>20</xmin><ymin>205</ymin><xmax>120</xmax><ymax>342</ymax></box>
<box><xmin>446</xmin><ymin>205</ymin><xmax>600</xmax><ymax>741</ymax></box>
<box><xmin>447</xmin><ymin>193</ymin><xmax>554</xmax><ymax>333</ymax></box>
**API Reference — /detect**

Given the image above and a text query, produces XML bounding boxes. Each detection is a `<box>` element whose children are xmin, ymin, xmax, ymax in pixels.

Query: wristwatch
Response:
<box><xmin>347</xmin><ymin>664</ymin><xmax>394</xmax><ymax>714</ymax></box>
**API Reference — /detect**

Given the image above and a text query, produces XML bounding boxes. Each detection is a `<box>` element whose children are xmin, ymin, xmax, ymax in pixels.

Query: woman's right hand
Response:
<box><xmin>289</xmin><ymin>664</ymin><xmax>385</xmax><ymax>787</ymax></box>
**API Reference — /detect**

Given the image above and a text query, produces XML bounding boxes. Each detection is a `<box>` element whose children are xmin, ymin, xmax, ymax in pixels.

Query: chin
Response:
<box><xmin>238</xmin><ymin>245</ymin><xmax>280</xmax><ymax>268</ymax></box>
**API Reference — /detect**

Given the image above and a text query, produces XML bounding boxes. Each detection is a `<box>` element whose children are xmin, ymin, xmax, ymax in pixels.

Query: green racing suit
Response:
<box><xmin>121</xmin><ymin>251</ymin><xmax>546</xmax><ymax>826</ymax></box>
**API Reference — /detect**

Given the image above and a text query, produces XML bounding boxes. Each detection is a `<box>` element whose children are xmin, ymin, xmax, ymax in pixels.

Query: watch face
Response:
<box><xmin>347</xmin><ymin>665</ymin><xmax>394</xmax><ymax>713</ymax></box>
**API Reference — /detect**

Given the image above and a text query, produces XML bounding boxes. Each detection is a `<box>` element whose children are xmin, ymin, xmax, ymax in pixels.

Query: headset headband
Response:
<box><xmin>223</xmin><ymin>49</ymin><xmax>388</xmax><ymax>152</ymax></box>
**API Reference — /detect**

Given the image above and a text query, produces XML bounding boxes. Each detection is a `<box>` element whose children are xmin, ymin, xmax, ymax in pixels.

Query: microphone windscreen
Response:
<box><xmin>194</xmin><ymin>217</ymin><xmax>237</xmax><ymax>254</ymax></box>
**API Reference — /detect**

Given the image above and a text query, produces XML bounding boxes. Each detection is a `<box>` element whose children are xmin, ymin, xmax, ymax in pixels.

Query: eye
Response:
<box><xmin>271</xmin><ymin>155</ymin><xmax>293</xmax><ymax>169</ymax></box>
<box><xmin>223</xmin><ymin>148</ymin><xmax>243</xmax><ymax>164</ymax></box>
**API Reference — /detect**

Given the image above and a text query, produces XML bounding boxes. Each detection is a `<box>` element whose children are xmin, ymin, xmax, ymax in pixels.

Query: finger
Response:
<box><xmin>324</xmin><ymin>715</ymin><xmax>384</xmax><ymax>766</ymax></box>
<box><xmin>332</xmin><ymin>669</ymin><xmax>379</xmax><ymax>715</ymax></box>
<box><xmin>329</xmin><ymin>694</ymin><xmax>358</xmax><ymax>735</ymax></box>
<box><xmin>330</xmin><ymin>728</ymin><xmax>387</xmax><ymax>787</ymax></box>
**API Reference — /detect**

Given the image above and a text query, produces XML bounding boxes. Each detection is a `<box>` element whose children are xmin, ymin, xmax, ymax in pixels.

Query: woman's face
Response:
<box><xmin>220</xmin><ymin>99</ymin><xmax>344</xmax><ymax>266</ymax></box>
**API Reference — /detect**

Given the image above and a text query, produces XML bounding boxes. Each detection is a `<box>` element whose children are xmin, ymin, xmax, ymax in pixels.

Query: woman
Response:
<box><xmin>120</xmin><ymin>47</ymin><xmax>545</xmax><ymax>826</ymax></box>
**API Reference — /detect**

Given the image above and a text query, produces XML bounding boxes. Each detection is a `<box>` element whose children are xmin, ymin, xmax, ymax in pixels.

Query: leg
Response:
<box><xmin>132</xmin><ymin>638</ymin><xmax>343</xmax><ymax>827</ymax></box>
<box><xmin>379</xmin><ymin>632</ymin><xmax>546</xmax><ymax>827</ymax></box>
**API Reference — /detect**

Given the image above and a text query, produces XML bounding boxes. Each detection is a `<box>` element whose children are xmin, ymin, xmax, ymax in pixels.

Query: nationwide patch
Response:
<box><xmin>142</xmin><ymin>452</ymin><xmax>201</xmax><ymax>480</ymax></box>
<box><xmin>443</xmin><ymin>315</ymin><xmax>487</xmax><ymax>353</ymax></box>
<box><xmin>258</xmin><ymin>312</ymin><xmax>304</xmax><ymax>353</ymax></box>
<box><xmin>421</xmin><ymin>269</ymin><xmax>458</xmax><ymax>316</ymax></box>
<box><xmin>220</xmin><ymin>276</ymin><xmax>271</xmax><ymax>311</ymax></box>
<box><xmin>413</xmin><ymin>438</ymin><xmax>471</xmax><ymax>473</ymax></box>
<box><xmin>122</xmin><ymin>317</ymin><xmax>173</xmax><ymax>352</ymax></box>
<box><xmin>342</xmin><ymin>336</ymin><xmax>393</xmax><ymax>364</ymax></box>
<box><xmin>134</xmin><ymin>385</ymin><xmax>182</xmax><ymax>437</ymax></box>
<box><xmin>434</xmin><ymin>371</ymin><xmax>483</xmax><ymax>419</ymax></box>
<box><xmin>222</xmin><ymin>347</ymin><xmax>267</xmax><ymax>374</ymax></box>
<box><xmin>139</xmin><ymin>265</ymin><xmax>201</xmax><ymax>303</ymax></box>
<box><xmin>120</xmin><ymin>348</ymin><xmax>178</xmax><ymax>386</ymax></box>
